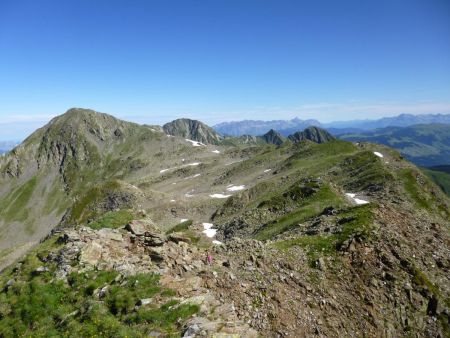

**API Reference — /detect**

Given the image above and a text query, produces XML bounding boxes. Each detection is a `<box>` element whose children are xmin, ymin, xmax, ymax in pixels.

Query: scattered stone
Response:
<box><xmin>32</xmin><ymin>266</ymin><xmax>50</xmax><ymax>275</ymax></box>
<box><xmin>168</xmin><ymin>232</ymin><xmax>191</xmax><ymax>244</ymax></box>
<box><xmin>137</xmin><ymin>298</ymin><xmax>153</xmax><ymax>306</ymax></box>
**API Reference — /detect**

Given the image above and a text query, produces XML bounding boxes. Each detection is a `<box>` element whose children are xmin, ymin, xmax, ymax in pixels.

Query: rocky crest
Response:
<box><xmin>163</xmin><ymin>118</ymin><xmax>223</xmax><ymax>145</ymax></box>
<box><xmin>261</xmin><ymin>129</ymin><xmax>286</xmax><ymax>145</ymax></box>
<box><xmin>288</xmin><ymin>126</ymin><xmax>335</xmax><ymax>144</ymax></box>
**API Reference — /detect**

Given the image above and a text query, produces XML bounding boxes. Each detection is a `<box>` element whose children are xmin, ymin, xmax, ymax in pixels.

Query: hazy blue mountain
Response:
<box><xmin>324</xmin><ymin>113</ymin><xmax>450</xmax><ymax>130</ymax></box>
<box><xmin>0</xmin><ymin>141</ymin><xmax>18</xmax><ymax>154</ymax></box>
<box><xmin>339</xmin><ymin>123</ymin><xmax>450</xmax><ymax>166</ymax></box>
<box><xmin>214</xmin><ymin>117</ymin><xmax>321</xmax><ymax>136</ymax></box>
<box><xmin>214</xmin><ymin>113</ymin><xmax>450</xmax><ymax>137</ymax></box>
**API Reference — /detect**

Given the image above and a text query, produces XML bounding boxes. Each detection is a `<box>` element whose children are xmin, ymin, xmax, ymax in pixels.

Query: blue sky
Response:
<box><xmin>0</xmin><ymin>0</ymin><xmax>449</xmax><ymax>140</ymax></box>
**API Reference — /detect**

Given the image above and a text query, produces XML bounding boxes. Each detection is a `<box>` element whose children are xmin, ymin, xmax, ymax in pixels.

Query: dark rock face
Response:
<box><xmin>288</xmin><ymin>126</ymin><xmax>335</xmax><ymax>144</ymax></box>
<box><xmin>261</xmin><ymin>129</ymin><xmax>285</xmax><ymax>145</ymax></box>
<box><xmin>163</xmin><ymin>118</ymin><xmax>223</xmax><ymax>145</ymax></box>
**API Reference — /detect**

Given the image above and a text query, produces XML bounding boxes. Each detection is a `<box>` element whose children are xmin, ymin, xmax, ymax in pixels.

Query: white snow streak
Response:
<box><xmin>209</xmin><ymin>193</ymin><xmax>231</xmax><ymax>199</ymax></box>
<box><xmin>226</xmin><ymin>185</ymin><xmax>245</xmax><ymax>192</ymax></box>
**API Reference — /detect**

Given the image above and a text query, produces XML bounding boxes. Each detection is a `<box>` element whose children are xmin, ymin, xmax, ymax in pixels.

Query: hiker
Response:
<box><xmin>206</xmin><ymin>252</ymin><xmax>213</xmax><ymax>265</ymax></box>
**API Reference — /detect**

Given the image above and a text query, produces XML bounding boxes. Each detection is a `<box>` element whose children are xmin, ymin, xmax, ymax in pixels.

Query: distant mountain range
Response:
<box><xmin>214</xmin><ymin>117</ymin><xmax>321</xmax><ymax>136</ymax></box>
<box><xmin>214</xmin><ymin>113</ymin><xmax>450</xmax><ymax>136</ymax></box>
<box><xmin>0</xmin><ymin>141</ymin><xmax>18</xmax><ymax>154</ymax></box>
<box><xmin>338</xmin><ymin>124</ymin><xmax>450</xmax><ymax>166</ymax></box>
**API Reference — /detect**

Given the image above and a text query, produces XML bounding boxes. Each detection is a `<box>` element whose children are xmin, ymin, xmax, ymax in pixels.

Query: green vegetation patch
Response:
<box><xmin>0</xmin><ymin>176</ymin><xmax>38</xmax><ymax>222</ymax></box>
<box><xmin>255</xmin><ymin>184</ymin><xmax>347</xmax><ymax>240</ymax></box>
<box><xmin>166</xmin><ymin>219</ymin><xmax>193</xmax><ymax>234</ymax></box>
<box><xmin>421</xmin><ymin>167</ymin><xmax>450</xmax><ymax>197</ymax></box>
<box><xmin>0</xmin><ymin>236</ymin><xmax>199</xmax><ymax>337</ymax></box>
<box><xmin>339</xmin><ymin>150</ymin><xmax>393</xmax><ymax>191</ymax></box>
<box><xmin>87</xmin><ymin>209</ymin><xmax>135</xmax><ymax>230</ymax></box>
<box><xmin>66</xmin><ymin>180</ymin><xmax>135</xmax><ymax>225</ymax></box>
<box><xmin>399</xmin><ymin>168</ymin><xmax>450</xmax><ymax>219</ymax></box>
<box><xmin>273</xmin><ymin>204</ymin><xmax>375</xmax><ymax>266</ymax></box>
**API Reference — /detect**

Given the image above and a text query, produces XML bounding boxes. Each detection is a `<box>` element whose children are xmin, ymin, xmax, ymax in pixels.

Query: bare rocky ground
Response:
<box><xmin>36</xmin><ymin>193</ymin><xmax>449</xmax><ymax>338</ymax></box>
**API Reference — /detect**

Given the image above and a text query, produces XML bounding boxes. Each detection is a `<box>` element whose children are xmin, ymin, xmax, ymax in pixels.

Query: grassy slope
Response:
<box><xmin>422</xmin><ymin>167</ymin><xmax>450</xmax><ymax>196</ymax></box>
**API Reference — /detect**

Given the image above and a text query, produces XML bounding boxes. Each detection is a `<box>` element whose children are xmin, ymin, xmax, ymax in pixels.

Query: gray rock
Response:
<box><xmin>136</xmin><ymin>298</ymin><xmax>153</xmax><ymax>306</ymax></box>
<box><xmin>125</xmin><ymin>219</ymin><xmax>157</xmax><ymax>236</ymax></box>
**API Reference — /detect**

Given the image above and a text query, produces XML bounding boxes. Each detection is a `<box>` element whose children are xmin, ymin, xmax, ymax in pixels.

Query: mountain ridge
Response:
<box><xmin>0</xmin><ymin>108</ymin><xmax>449</xmax><ymax>337</ymax></box>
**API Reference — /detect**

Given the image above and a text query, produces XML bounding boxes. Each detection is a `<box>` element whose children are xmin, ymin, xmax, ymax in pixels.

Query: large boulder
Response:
<box><xmin>125</xmin><ymin>219</ymin><xmax>158</xmax><ymax>236</ymax></box>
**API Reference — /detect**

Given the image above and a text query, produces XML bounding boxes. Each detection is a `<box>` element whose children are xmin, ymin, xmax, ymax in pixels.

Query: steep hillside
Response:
<box><xmin>422</xmin><ymin>166</ymin><xmax>450</xmax><ymax>196</ymax></box>
<box><xmin>0</xmin><ymin>109</ymin><xmax>449</xmax><ymax>337</ymax></box>
<box><xmin>0</xmin><ymin>109</ymin><xmax>230</xmax><ymax>269</ymax></box>
<box><xmin>163</xmin><ymin>118</ymin><xmax>223</xmax><ymax>145</ymax></box>
<box><xmin>339</xmin><ymin>124</ymin><xmax>450</xmax><ymax>166</ymax></box>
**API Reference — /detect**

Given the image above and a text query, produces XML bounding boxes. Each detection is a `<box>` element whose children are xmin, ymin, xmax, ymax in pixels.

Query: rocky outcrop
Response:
<box><xmin>288</xmin><ymin>126</ymin><xmax>335</xmax><ymax>143</ymax></box>
<box><xmin>261</xmin><ymin>129</ymin><xmax>286</xmax><ymax>145</ymax></box>
<box><xmin>163</xmin><ymin>118</ymin><xmax>223</xmax><ymax>145</ymax></box>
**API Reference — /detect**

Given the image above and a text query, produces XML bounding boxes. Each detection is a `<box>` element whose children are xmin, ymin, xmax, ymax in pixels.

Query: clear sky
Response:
<box><xmin>0</xmin><ymin>0</ymin><xmax>449</xmax><ymax>140</ymax></box>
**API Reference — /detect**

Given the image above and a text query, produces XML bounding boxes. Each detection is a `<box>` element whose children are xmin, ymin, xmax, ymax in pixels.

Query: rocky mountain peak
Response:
<box><xmin>288</xmin><ymin>126</ymin><xmax>335</xmax><ymax>144</ymax></box>
<box><xmin>163</xmin><ymin>118</ymin><xmax>223</xmax><ymax>145</ymax></box>
<box><xmin>261</xmin><ymin>129</ymin><xmax>286</xmax><ymax>145</ymax></box>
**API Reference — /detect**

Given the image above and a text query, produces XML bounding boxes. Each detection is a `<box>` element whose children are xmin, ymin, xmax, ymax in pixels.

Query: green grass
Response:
<box><xmin>421</xmin><ymin>167</ymin><xmax>450</xmax><ymax>196</ymax></box>
<box><xmin>66</xmin><ymin>180</ymin><xmax>130</xmax><ymax>225</ymax></box>
<box><xmin>166</xmin><ymin>219</ymin><xmax>193</xmax><ymax>234</ymax></box>
<box><xmin>338</xmin><ymin>150</ymin><xmax>393</xmax><ymax>191</ymax></box>
<box><xmin>400</xmin><ymin>169</ymin><xmax>432</xmax><ymax>210</ymax></box>
<box><xmin>87</xmin><ymin>209</ymin><xmax>135</xmax><ymax>230</ymax></box>
<box><xmin>0</xmin><ymin>176</ymin><xmax>38</xmax><ymax>222</ymax></box>
<box><xmin>273</xmin><ymin>204</ymin><xmax>375</xmax><ymax>266</ymax></box>
<box><xmin>255</xmin><ymin>184</ymin><xmax>347</xmax><ymax>240</ymax></box>
<box><xmin>0</xmin><ymin>235</ymin><xmax>199</xmax><ymax>337</ymax></box>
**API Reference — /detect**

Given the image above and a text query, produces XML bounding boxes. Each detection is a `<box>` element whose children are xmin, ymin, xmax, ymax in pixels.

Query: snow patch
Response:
<box><xmin>185</xmin><ymin>139</ymin><xmax>205</xmax><ymax>147</ymax></box>
<box><xmin>226</xmin><ymin>185</ymin><xmax>245</xmax><ymax>192</ymax></box>
<box><xmin>345</xmin><ymin>192</ymin><xmax>369</xmax><ymax>205</ymax></box>
<box><xmin>203</xmin><ymin>228</ymin><xmax>217</xmax><ymax>238</ymax></box>
<box><xmin>264</xmin><ymin>169</ymin><xmax>272</xmax><ymax>173</ymax></box>
<box><xmin>212</xmin><ymin>150</ymin><xmax>220</xmax><ymax>154</ymax></box>
<box><xmin>373</xmin><ymin>152</ymin><xmax>384</xmax><ymax>158</ymax></box>
<box><xmin>212</xmin><ymin>240</ymin><xmax>223</xmax><ymax>245</ymax></box>
<box><xmin>202</xmin><ymin>223</ymin><xmax>213</xmax><ymax>230</ymax></box>
<box><xmin>170</xmin><ymin>199</ymin><xmax>176</xmax><ymax>202</ymax></box>
<box><xmin>209</xmin><ymin>193</ymin><xmax>231</xmax><ymax>199</ymax></box>
<box><xmin>180</xmin><ymin>219</ymin><xmax>188</xmax><ymax>223</ymax></box>
<box><xmin>354</xmin><ymin>198</ymin><xmax>369</xmax><ymax>205</ymax></box>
